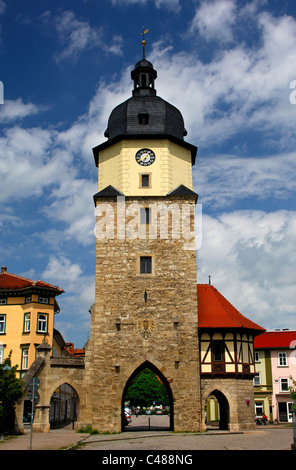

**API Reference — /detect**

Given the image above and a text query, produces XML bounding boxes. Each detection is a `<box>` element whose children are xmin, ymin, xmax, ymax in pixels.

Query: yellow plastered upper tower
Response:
<box><xmin>93</xmin><ymin>53</ymin><xmax>197</xmax><ymax>197</ymax></box>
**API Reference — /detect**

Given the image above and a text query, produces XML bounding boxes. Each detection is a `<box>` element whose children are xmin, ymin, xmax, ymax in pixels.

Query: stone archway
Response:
<box><xmin>121</xmin><ymin>360</ymin><xmax>174</xmax><ymax>432</ymax></box>
<box><xmin>49</xmin><ymin>382</ymin><xmax>79</xmax><ymax>428</ymax></box>
<box><xmin>205</xmin><ymin>389</ymin><xmax>229</xmax><ymax>430</ymax></box>
<box><xmin>14</xmin><ymin>345</ymin><xmax>85</xmax><ymax>433</ymax></box>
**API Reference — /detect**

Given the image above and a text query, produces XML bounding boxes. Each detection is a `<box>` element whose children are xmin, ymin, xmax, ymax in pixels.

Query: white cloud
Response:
<box><xmin>0</xmin><ymin>212</ymin><xmax>22</xmax><ymax>228</ymax></box>
<box><xmin>0</xmin><ymin>98</ymin><xmax>41</xmax><ymax>122</ymax></box>
<box><xmin>43</xmin><ymin>178</ymin><xmax>97</xmax><ymax>246</ymax></box>
<box><xmin>42</xmin><ymin>255</ymin><xmax>94</xmax><ymax>345</ymax></box>
<box><xmin>195</xmin><ymin>152</ymin><xmax>296</xmax><ymax>209</ymax></box>
<box><xmin>197</xmin><ymin>210</ymin><xmax>296</xmax><ymax>329</ymax></box>
<box><xmin>110</xmin><ymin>0</ymin><xmax>147</xmax><ymax>4</ymax></box>
<box><xmin>55</xmin><ymin>10</ymin><xmax>102</xmax><ymax>60</ymax></box>
<box><xmin>45</xmin><ymin>10</ymin><xmax>123</xmax><ymax>62</ymax></box>
<box><xmin>109</xmin><ymin>0</ymin><xmax>180</xmax><ymax>8</ymax></box>
<box><xmin>42</xmin><ymin>255</ymin><xmax>82</xmax><ymax>286</ymax></box>
<box><xmin>189</xmin><ymin>0</ymin><xmax>237</xmax><ymax>43</ymax></box>
<box><xmin>0</xmin><ymin>126</ymin><xmax>75</xmax><ymax>203</ymax></box>
<box><xmin>155</xmin><ymin>0</ymin><xmax>180</xmax><ymax>12</ymax></box>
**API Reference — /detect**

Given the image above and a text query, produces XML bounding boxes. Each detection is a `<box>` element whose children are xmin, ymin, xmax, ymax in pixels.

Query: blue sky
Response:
<box><xmin>0</xmin><ymin>0</ymin><xmax>296</xmax><ymax>348</ymax></box>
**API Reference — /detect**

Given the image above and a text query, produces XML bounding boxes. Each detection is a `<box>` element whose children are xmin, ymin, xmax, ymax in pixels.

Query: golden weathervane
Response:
<box><xmin>141</xmin><ymin>26</ymin><xmax>149</xmax><ymax>58</ymax></box>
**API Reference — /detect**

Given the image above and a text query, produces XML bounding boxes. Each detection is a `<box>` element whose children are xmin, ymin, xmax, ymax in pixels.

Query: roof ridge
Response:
<box><xmin>210</xmin><ymin>286</ymin><xmax>242</xmax><ymax>327</ymax></box>
<box><xmin>197</xmin><ymin>283</ymin><xmax>265</xmax><ymax>332</ymax></box>
<box><xmin>0</xmin><ymin>271</ymin><xmax>34</xmax><ymax>282</ymax></box>
<box><xmin>0</xmin><ymin>270</ymin><xmax>64</xmax><ymax>293</ymax></box>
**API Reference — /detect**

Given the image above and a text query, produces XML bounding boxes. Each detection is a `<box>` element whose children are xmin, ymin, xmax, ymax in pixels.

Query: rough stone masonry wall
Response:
<box><xmin>201</xmin><ymin>377</ymin><xmax>256</xmax><ymax>431</ymax></box>
<box><xmin>82</xmin><ymin>195</ymin><xmax>203</xmax><ymax>433</ymax></box>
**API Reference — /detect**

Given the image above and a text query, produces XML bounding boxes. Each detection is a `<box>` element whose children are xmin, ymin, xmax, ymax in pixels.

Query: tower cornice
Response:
<box><xmin>93</xmin><ymin>134</ymin><xmax>197</xmax><ymax>167</ymax></box>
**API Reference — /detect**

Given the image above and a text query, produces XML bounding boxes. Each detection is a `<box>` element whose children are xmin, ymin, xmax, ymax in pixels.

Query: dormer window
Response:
<box><xmin>138</xmin><ymin>112</ymin><xmax>149</xmax><ymax>125</ymax></box>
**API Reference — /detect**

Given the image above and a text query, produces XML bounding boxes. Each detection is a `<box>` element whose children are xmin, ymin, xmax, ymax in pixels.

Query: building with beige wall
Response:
<box><xmin>0</xmin><ymin>266</ymin><xmax>64</xmax><ymax>376</ymax></box>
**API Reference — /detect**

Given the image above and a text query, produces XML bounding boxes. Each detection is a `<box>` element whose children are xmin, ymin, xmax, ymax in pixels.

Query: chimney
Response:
<box><xmin>1</xmin><ymin>266</ymin><xmax>7</xmax><ymax>273</ymax></box>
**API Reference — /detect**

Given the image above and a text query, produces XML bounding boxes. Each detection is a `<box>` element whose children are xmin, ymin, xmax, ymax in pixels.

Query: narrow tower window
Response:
<box><xmin>140</xmin><ymin>207</ymin><xmax>151</xmax><ymax>224</ymax></box>
<box><xmin>212</xmin><ymin>342</ymin><xmax>223</xmax><ymax>362</ymax></box>
<box><xmin>141</xmin><ymin>74</ymin><xmax>147</xmax><ymax>87</ymax></box>
<box><xmin>140</xmin><ymin>256</ymin><xmax>152</xmax><ymax>274</ymax></box>
<box><xmin>140</xmin><ymin>174</ymin><xmax>150</xmax><ymax>188</ymax></box>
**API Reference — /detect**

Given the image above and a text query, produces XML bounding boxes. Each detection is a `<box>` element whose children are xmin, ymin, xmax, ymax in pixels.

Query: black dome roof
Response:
<box><xmin>104</xmin><ymin>58</ymin><xmax>187</xmax><ymax>141</ymax></box>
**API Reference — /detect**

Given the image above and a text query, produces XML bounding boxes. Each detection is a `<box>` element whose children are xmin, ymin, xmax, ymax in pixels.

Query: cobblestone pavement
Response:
<box><xmin>81</xmin><ymin>427</ymin><xmax>293</xmax><ymax>451</ymax></box>
<box><xmin>80</xmin><ymin>415</ymin><xmax>294</xmax><ymax>451</ymax></box>
<box><xmin>0</xmin><ymin>416</ymin><xmax>294</xmax><ymax>451</ymax></box>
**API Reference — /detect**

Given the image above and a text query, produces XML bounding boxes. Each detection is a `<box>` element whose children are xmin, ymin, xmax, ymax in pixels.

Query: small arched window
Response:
<box><xmin>141</xmin><ymin>74</ymin><xmax>147</xmax><ymax>87</ymax></box>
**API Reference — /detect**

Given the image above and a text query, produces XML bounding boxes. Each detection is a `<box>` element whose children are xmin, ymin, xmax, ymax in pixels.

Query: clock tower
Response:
<box><xmin>83</xmin><ymin>49</ymin><xmax>203</xmax><ymax>433</ymax></box>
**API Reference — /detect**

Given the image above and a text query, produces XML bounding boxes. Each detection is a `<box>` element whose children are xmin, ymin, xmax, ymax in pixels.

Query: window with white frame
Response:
<box><xmin>253</xmin><ymin>372</ymin><xmax>261</xmax><ymax>386</ymax></box>
<box><xmin>21</xmin><ymin>348</ymin><xmax>29</xmax><ymax>370</ymax></box>
<box><xmin>0</xmin><ymin>298</ymin><xmax>7</xmax><ymax>305</ymax></box>
<box><xmin>0</xmin><ymin>346</ymin><xmax>3</xmax><ymax>363</ymax></box>
<box><xmin>254</xmin><ymin>351</ymin><xmax>260</xmax><ymax>362</ymax></box>
<box><xmin>24</xmin><ymin>313</ymin><xmax>30</xmax><ymax>333</ymax></box>
<box><xmin>39</xmin><ymin>297</ymin><xmax>49</xmax><ymax>304</ymax></box>
<box><xmin>0</xmin><ymin>314</ymin><xmax>6</xmax><ymax>334</ymax></box>
<box><xmin>278</xmin><ymin>352</ymin><xmax>288</xmax><ymax>366</ymax></box>
<box><xmin>37</xmin><ymin>313</ymin><xmax>48</xmax><ymax>333</ymax></box>
<box><xmin>280</xmin><ymin>377</ymin><xmax>289</xmax><ymax>392</ymax></box>
<box><xmin>255</xmin><ymin>402</ymin><xmax>263</xmax><ymax>415</ymax></box>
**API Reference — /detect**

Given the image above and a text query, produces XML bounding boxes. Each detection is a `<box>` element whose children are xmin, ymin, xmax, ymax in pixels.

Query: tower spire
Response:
<box><xmin>141</xmin><ymin>26</ymin><xmax>149</xmax><ymax>59</ymax></box>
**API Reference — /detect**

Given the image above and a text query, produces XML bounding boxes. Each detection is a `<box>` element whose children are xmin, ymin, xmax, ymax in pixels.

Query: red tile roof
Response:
<box><xmin>197</xmin><ymin>284</ymin><xmax>265</xmax><ymax>333</ymax></box>
<box><xmin>0</xmin><ymin>270</ymin><xmax>64</xmax><ymax>294</ymax></box>
<box><xmin>65</xmin><ymin>342</ymin><xmax>85</xmax><ymax>357</ymax></box>
<box><xmin>254</xmin><ymin>330</ymin><xmax>296</xmax><ymax>349</ymax></box>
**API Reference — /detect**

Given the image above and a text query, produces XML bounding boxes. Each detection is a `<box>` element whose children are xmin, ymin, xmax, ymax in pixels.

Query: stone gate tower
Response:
<box><xmin>82</xmin><ymin>49</ymin><xmax>202</xmax><ymax>433</ymax></box>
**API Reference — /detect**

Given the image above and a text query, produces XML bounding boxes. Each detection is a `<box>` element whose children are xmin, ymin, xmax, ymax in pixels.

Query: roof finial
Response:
<box><xmin>141</xmin><ymin>26</ymin><xmax>149</xmax><ymax>59</ymax></box>
<box><xmin>209</xmin><ymin>275</ymin><xmax>211</xmax><ymax>285</ymax></box>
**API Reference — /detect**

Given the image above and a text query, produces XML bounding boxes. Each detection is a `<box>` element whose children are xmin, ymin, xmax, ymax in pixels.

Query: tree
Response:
<box><xmin>0</xmin><ymin>354</ymin><xmax>24</xmax><ymax>437</ymax></box>
<box><xmin>125</xmin><ymin>368</ymin><xmax>169</xmax><ymax>408</ymax></box>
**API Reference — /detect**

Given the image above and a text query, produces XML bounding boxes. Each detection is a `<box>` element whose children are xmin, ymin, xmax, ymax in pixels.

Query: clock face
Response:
<box><xmin>135</xmin><ymin>148</ymin><xmax>155</xmax><ymax>166</ymax></box>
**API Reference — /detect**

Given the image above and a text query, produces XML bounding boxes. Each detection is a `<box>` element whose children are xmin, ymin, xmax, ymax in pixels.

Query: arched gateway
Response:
<box><xmin>15</xmin><ymin>47</ymin><xmax>264</xmax><ymax>434</ymax></box>
<box><xmin>121</xmin><ymin>360</ymin><xmax>174</xmax><ymax>431</ymax></box>
<box><xmin>205</xmin><ymin>389</ymin><xmax>229</xmax><ymax>430</ymax></box>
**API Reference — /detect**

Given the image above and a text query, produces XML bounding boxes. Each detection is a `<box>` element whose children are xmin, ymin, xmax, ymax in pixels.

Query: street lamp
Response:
<box><xmin>0</xmin><ymin>364</ymin><xmax>11</xmax><ymax>441</ymax></box>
